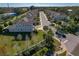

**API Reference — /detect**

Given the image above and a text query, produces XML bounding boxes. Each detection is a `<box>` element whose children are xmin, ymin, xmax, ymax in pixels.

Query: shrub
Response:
<box><xmin>43</xmin><ymin>26</ymin><xmax>48</xmax><ymax>31</ymax></box>
<box><xmin>8</xmin><ymin>21</ymin><xmax>13</xmax><ymax>25</ymax></box>
<box><xmin>4</xmin><ymin>22</ymin><xmax>8</xmax><ymax>27</ymax></box>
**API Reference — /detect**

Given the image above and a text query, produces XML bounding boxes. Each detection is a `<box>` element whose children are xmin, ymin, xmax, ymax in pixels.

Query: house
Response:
<box><xmin>5</xmin><ymin>17</ymin><xmax>34</xmax><ymax>32</ymax></box>
<box><xmin>45</xmin><ymin>10</ymin><xmax>67</xmax><ymax>21</ymax></box>
<box><xmin>53</xmin><ymin>15</ymin><xmax>67</xmax><ymax>21</ymax></box>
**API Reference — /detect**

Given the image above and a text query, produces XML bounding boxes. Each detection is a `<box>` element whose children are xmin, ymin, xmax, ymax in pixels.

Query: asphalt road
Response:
<box><xmin>39</xmin><ymin>11</ymin><xmax>51</xmax><ymax>27</ymax></box>
<box><xmin>39</xmin><ymin>11</ymin><xmax>57</xmax><ymax>35</ymax></box>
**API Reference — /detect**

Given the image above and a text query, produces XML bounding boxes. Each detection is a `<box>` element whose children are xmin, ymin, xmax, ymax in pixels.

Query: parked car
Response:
<box><xmin>55</xmin><ymin>31</ymin><xmax>66</xmax><ymax>38</ymax></box>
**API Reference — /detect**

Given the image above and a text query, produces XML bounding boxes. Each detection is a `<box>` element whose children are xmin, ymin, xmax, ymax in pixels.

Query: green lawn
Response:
<box><xmin>0</xmin><ymin>30</ymin><xmax>44</xmax><ymax>56</ymax></box>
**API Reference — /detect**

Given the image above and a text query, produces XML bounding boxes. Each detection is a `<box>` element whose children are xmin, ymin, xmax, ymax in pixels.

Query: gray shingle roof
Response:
<box><xmin>7</xmin><ymin>17</ymin><xmax>34</xmax><ymax>32</ymax></box>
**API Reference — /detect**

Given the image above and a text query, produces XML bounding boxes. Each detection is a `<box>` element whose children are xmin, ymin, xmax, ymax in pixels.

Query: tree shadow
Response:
<box><xmin>0</xmin><ymin>32</ymin><xmax>32</xmax><ymax>41</ymax></box>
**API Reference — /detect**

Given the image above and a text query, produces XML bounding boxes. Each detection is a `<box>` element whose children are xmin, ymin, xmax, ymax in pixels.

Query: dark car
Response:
<box><xmin>62</xmin><ymin>34</ymin><xmax>66</xmax><ymax>38</ymax></box>
<box><xmin>55</xmin><ymin>31</ymin><xmax>66</xmax><ymax>38</ymax></box>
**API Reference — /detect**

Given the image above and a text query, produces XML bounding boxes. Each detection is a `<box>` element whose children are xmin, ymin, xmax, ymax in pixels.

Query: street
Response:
<box><xmin>39</xmin><ymin>11</ymin><xmax>51</xmax><ymax>27</ymax></box>
<box><xmin>39</xmin><ymin>11</ymin><xmax>71</xmax><ymax>56</ymax></box>
<box><xmin>39</xmin><ymin>11</ymin><xmax>57</xmax><ymax>35</ymax></box>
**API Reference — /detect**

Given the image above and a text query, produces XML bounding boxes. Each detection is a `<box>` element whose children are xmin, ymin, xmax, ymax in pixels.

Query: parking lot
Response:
<box><xmin>62</xmin><ymin>34</ymin><xmax>79</xmax><ymax>55</ymax></box>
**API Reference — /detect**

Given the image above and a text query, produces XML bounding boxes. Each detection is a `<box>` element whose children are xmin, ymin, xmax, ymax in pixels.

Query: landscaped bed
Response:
<box><xmin>53</xmin><ymin>37</ymin><xmax>61</xmax><ymax>47</ymax></box>
<box><xmin>56</xmin><ymin>49</ymin><xmax>67</xmax><ymax>56</ymax></box>
<box><xmin>52</xmin><ymin>37</ymin><xmax>67</xmax><ymax>56</ymax></box>
<box><xmin>55</xmin><ymin>46</ymin><xmax>67</xmax><ymax>56</ymax></box>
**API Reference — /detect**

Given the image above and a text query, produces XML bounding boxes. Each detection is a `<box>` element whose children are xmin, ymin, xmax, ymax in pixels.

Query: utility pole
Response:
<box><xmin>7</xmin><ymin>3</ymin><xmax>10</xmax><ymax>12</ymax></box>
<box><xmin>7</xmin><ymin>3</ymin><xmax>9</xmax><ymax>8</ymax></box>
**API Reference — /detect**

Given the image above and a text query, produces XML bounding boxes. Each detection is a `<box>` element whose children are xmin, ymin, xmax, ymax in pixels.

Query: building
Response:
<box><xmin>53</xmin><ymin>15</ymin><xmax>67</xmax><ymax>21</ymax></box>
<box><xmin>6</xmin><ymin>17</ymin><xmax>34</xmax><ymax>32</ymax></box>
